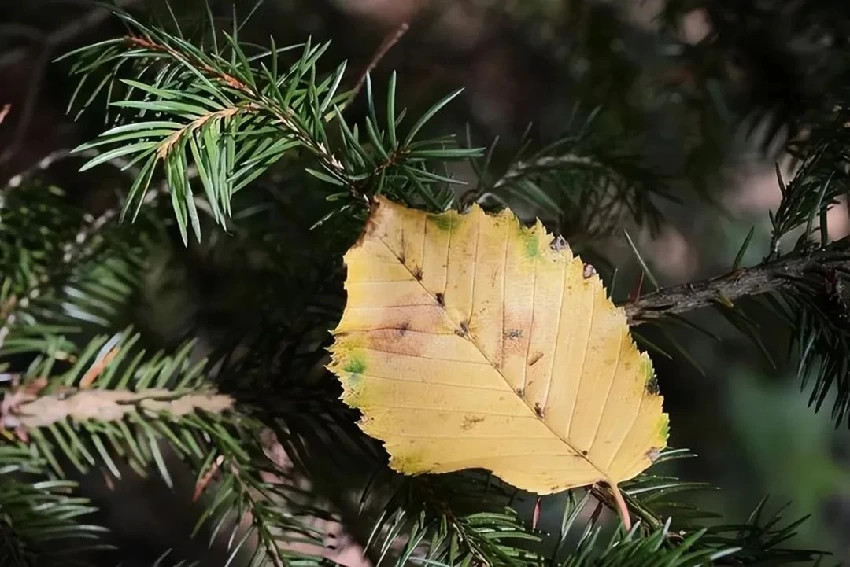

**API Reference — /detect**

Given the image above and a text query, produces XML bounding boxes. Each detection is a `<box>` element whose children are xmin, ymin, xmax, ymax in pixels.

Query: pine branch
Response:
<box><xmin>190</xmin><ymin>444</ymin><xmax>329</xmax><ymax>567</ymax></box>
<box><xmin>0</xmin><ymin>476</ymin><xmax>104</xmax><ymax>567</ymax></box>
<box><xmin>64</xmin><ymin>7</ymin><xmax>479</xmax><ymax>243</ymax></box>
<box><xmin>0</xmin><ymin>447</ymin><xmax>105</xmax><ymax>567</ymax></box>
<box><xmin>620</xmin><ymin>237</ymin><xmax>850</xmax><ymax>424</ymax></box>
<box><xmin>468</xmin><ymin>117</ymin><xmax>671</xmax><ymax>242</ymax></box>
<box><xmin>117</xmin><ymin>34</ymin><xmax>349</xmax><ymax>184</ymax></box>
<box><xmin>2</xmin><ymin>386</ymin><xmax>233</xmax><ymax>431</ymax></box>
<box><xmin>622</xmin><ymin>242</ymin><xmax>850</xmax><ymax>325</ymax></box>
<box><xmin>0</xmin><ymin>204</ymin><xmax>118</xmax><ymax>352</ymax></box>
<box><xmin>561</xmin><ymin>521</ymin><xmax>737</xmax><ymax>567</ymax></box>
<box><xmin>492</xmin><ymin>155</ymin><xmax>600</xmax><ymax>191</ymax></box>
<box><xmin>356</xmin><ymin>469</ymin><xmax>542</xmax><ymax>567</ymax></box>
<box><xmin>1</xmin><ymin>328</ymin><xmax>328</xmax><ymax>564</ymax></box>
<box><xmin>0</xmin><ymin>178</ymin><xmax>149</xmax><ymax>361</ymax></box>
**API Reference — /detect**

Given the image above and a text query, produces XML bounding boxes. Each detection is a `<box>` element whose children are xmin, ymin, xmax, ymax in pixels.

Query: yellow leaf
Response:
<box><xmin>327</xmin><ymin>196</ymin><xmax>668</xmax><ymax>494</ymax></box>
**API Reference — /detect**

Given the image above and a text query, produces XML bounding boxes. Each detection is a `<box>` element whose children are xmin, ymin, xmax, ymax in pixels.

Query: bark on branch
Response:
<box><xmin>1</xmin><ymin>386</ymin><xmax>233</xmax><ymax>431</ymax></box>
<box><xmin>621</xmin><ymin>246</ymin><xmax>850</xmax><ymax>325</ymax></box>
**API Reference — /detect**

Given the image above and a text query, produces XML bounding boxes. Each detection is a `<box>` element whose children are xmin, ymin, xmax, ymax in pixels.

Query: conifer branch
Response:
<box><xmin>1</xmin><ymin>386</ymin><xmax>233</xmax><ymax>431</ymax></box>
<box><xmin>492</xmin><ymin>154</ymin><xmax>598</xmax><ymax>191</ymax></box>
<box><xmin>122</xmin><ymin>34</ymin><xmax>347</xmax><ymax>176</ymax></box>
<box><xmin>0</xmin><ymin>185</ymin><xmax>138</xmax><ymax>353</ymax></box>
<box><xmin>470</xmin><ymin>123</ymin><xmax>669</xmax><ymax>240</ymax></box>
<box><xmin>0</xmin><ymin>206</ymin><xmax>114</xmax><ymax>349</ymax></box>
<box><xmin>622</xmin><ymin>243</ymin><xmax>850</xmax><ymax>325</ymax></box>
<box><xmin>67</xmin><ymin>10</ymin><xmax>478</xmax><ymax>241</ymax></box>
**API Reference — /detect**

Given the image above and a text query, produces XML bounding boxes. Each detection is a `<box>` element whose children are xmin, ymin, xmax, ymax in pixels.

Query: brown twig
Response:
<box><xmin>621</xmin><ymin>246</ymin><xmax>850</xmax><ymax>325</ymax></box>
<box><xmin>0</xmin><ymin>0</ymin><xmax>139</xmax><ymax>70</ymax></box>
<box><xmin>589</xmin><ymin>483</ymin><xmax>662</xmax><ymax>533</ymax></box>
<box><xmin>0</xmin><ymin>387</ymin><xmax>233</xmax><ymax>432</ymax></box>
<box><xmin>347</xmin><ymin>22</ymin><xmax>410</xmax><ymax>107</ymax></box>
<box><xmin>0</xmin><ymin>0</ymin><xmax>141</xmax><ymax>170</ymax></box>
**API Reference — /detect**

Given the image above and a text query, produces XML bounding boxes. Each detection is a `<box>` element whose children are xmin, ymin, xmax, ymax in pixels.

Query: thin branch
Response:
<box><xmin>0</xmin><ymin>0</ymin><xmax>141</xmax><ymax>170</ymax></box>
<box><xmin>2</xmin><ymin>148</ymin><xmax>72</xmax><ymax>188</ymax></box>
<box><xmin>347</xmin><ymin>22</ymin><xmax>410</xmax><ymax>107</ymax></box>
<box><xmin>621</xmin><ymin>246</ymin><xmax>850</xmax><ymax>325</ymax></box>
<box><xmin>156</xmin><ymin>104</ymin><xmax>257</xmax><ymax>159</ymax></box>
<box><xmin>1</xmin><ymin>387</ymin><xmax>234</xmax><ymax>431</ymax></box>
<box><xmin>492</xmin><ymin>154</ymin><xmax>597</xmax><ymax>191</ymax></box>
<box><xmin>0</xmin><ymin>0</ymin><xmax>140</xmax><ymax>69</ymax></box>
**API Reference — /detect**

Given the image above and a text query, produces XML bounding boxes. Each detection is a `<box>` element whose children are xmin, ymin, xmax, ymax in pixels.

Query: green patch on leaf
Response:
<box><xmin>389</xmin><ymin>450</ymin><xmax>428</xmax><ymax>474</ymax></box>
<box><xmin>640</xmin><ymin>357</ymin><xmax>660</xmax><ymax>395</ymax></box>
<box><xmin>658</xmin><ymin>415</ymin><xmax>669</xmax><ymax>440</ymax></box>
<box><xmin>520</xmin><ymin>228</ymin><xmax>539</xmax><ymax>259</ymax></box>
<box><xmin>429</xmin><ymin>212</ymin><xmax>459</xmax><ymax>232</ymax></box>
<box><xmin>344</xmin><ymin>355</ymin><xmax>366</xmax><ymax>382</ymax></box>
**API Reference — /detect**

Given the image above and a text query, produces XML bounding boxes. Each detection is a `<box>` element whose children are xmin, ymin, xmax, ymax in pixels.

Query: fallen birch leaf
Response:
<box><xmin>328</xmin><ymin>196</ymin><xmax>668</xmax><ymax>495</ymax></box>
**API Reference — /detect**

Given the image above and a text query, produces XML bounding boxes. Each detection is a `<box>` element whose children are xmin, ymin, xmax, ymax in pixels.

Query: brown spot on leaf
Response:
<box><xmin>397</xmin><ymin>321</ymin><xmax>410</xmax><ymax>337</ymax></box>
<box><xmin>583</xmin><ymin>263</ymin><xmax>597</xmax><ymax>279</ymax></box>
<box><xmin>505</xmin><ymin>329</ymin><xmax>522</xmax><ymax>340</ymax></box>
<box><xmin>435</xmin><ymin>292</ymin><xmax>445</xmax><ymax>307</ymax></box>
<box><xmin>581</xmin><ymin>450</ymin><xmax>588</xmax><ymax>456</ymax></box>
<box><xmin>534</xmin><ymin>403</ymin><xmax>544</xmax><ymax>417</ymax></box>
<box><xmin>528</xmin><ymin>352</ymin><xmax>544</xmax><ymax>366</ymax></box>
<box><xmin>516</xmin><ymin>387</ymin><xmax>524</xmax><ymax>396</ymax></box>
<box><xmin>412</xmin><ymin>266</ymin><xmax>423</xmax><ymax>281</ymax></box>
<box><xmin>399</xmin><ymin>233</ymin><xmax>407</xmax><ymax>264</ymax></box>
<box><xmin>456</xmin><ymin>320</ymin><xmax>470</xmax><ymax>337</ymax></box>
<box><xmin>461</xmin><ymin>414</ymin><xmax>485</xmax><ymax>430</ymax></box>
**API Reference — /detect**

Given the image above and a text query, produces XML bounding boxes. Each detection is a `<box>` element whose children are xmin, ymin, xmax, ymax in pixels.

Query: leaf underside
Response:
<box><xmin>328</xmin><ymin>196</ymin><xmax>668</xmax><ymax>494</ymax></box>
